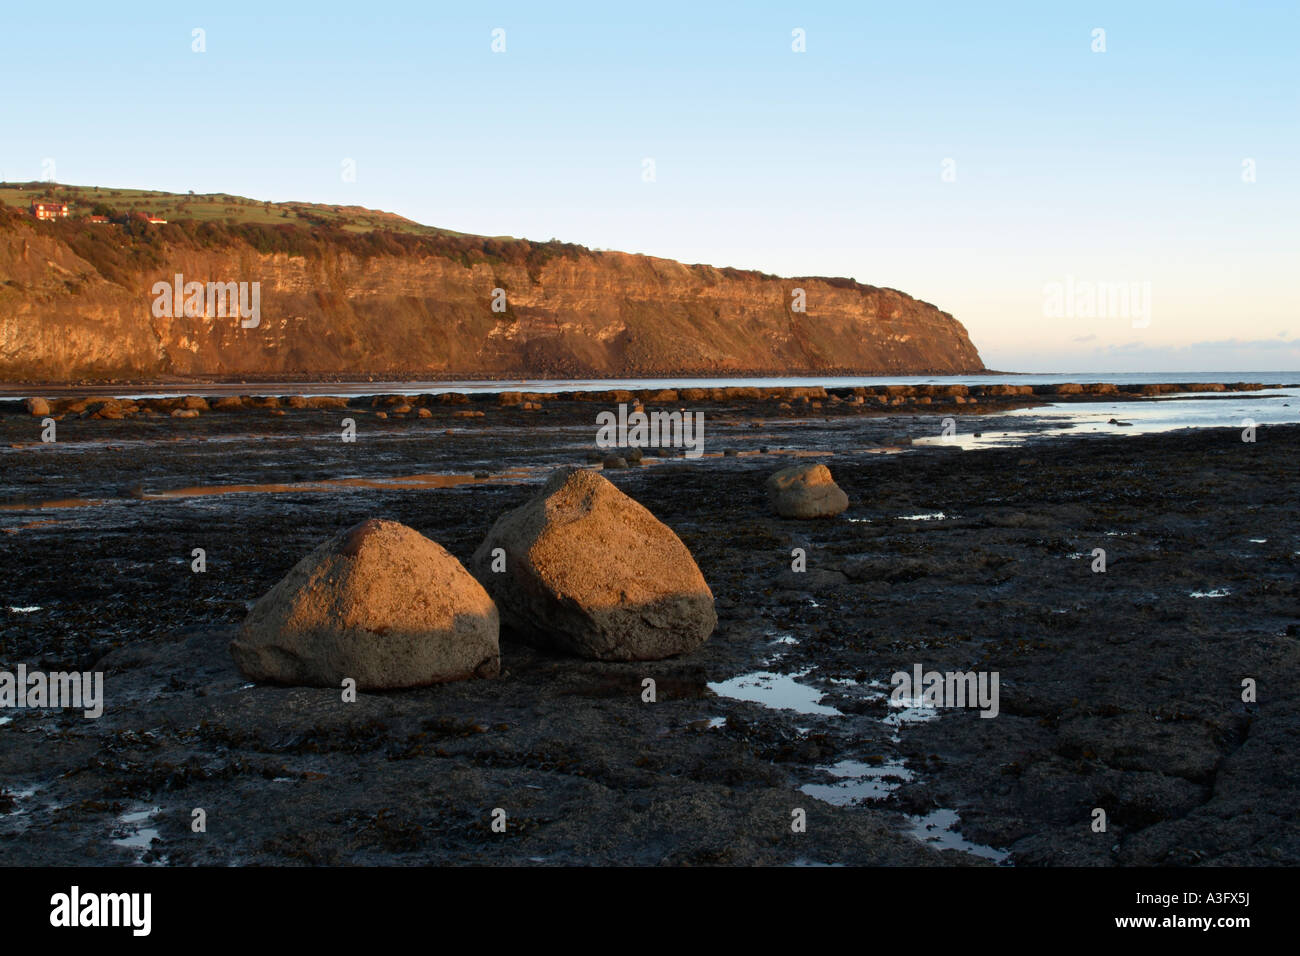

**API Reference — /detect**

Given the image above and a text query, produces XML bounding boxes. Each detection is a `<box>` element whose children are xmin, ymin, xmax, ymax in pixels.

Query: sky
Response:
<box><xmin>2</xmin><ymin>1</ymin><xmax>1296</xmax><ymax>372</ymax></box>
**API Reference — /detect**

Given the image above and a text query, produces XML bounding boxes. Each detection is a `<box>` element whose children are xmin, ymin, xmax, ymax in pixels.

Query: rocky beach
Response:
<box><xmin>2</xmin><ymin>382</ymin><xmax>1297</xmax><ymax>866</ymax></box>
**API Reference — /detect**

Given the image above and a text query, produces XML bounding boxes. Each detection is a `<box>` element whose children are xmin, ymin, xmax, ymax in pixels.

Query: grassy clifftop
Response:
<box><xmin>0</xmin><ymin>182</ymin><xmax>454</xmax><ymax>235</ymax></box>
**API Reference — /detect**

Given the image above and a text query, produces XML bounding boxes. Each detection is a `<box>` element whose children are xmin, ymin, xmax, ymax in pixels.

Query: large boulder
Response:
<box><xmin>766</xmin><ymin>463</ymin><xmax>849</xmax><ymax>519</ymax></box>
<box><xmin>25</xmin><ymin>397</ymin><xmax>51</xmax><ymax>416</ymax></box>
<box><xmin>231</xmin><ymin>519</ymin><xmax>499</xmax><ymax>688</ymax></box>
<box><xmin>471</xmin><ymin>467</ymin><xmax>715</xmax><ymax>660</ymax></box>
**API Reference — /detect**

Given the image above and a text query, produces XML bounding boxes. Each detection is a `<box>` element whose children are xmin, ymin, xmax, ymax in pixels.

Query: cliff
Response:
<box><xmin>0</xmin><ymin>197</ymin><xmax>984</xmax><ymax>382</ymax></box>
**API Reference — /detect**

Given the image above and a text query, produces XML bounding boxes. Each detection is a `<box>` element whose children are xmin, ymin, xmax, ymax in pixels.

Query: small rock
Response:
<box><xmin>765</xmin><ymin>463</ymin><xmax>849</xmax><ymax>519</ymax></box>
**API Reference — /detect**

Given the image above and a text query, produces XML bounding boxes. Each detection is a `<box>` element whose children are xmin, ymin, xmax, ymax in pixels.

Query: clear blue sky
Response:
<box><xmin>2</xmin><ymin>1</ymin><xmax>1296</xmax><ymax>372</ymax></box>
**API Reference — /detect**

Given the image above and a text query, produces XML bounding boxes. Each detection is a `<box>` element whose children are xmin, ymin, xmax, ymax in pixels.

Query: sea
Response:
<box><xmin>2</xmin><ymin>369</ymin><xmax>1297</xmax><ymax>399</ymax></box>
<box><xmin>3</xmin><ymin>371</ymin><xmax>1297</xmax><ymax>449</ymax></box>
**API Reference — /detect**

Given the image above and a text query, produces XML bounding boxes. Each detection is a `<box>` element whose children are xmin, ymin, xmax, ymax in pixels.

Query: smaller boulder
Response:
<box><xmin>305</xmin><ymin>396</ymin><xmax>350</xmax><ymax>409</ymax></box>
<box><xmin>766</xmin><ymin>463</ymin><xmax>849</xmax><ymax>519</ymax></box>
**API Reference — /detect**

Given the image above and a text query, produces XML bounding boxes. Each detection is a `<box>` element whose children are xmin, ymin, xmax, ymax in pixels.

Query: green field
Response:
<box><xmin>0</xmin><ymin>182</ymin><xmax>475</xmax><ymax>238</ymax></box>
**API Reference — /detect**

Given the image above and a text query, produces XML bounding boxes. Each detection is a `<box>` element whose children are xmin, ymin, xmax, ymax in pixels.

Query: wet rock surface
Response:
<box><xmin>0</xmin><ymin>394</ymin><xmax>1297</xmax><ymax>865</ymax></box>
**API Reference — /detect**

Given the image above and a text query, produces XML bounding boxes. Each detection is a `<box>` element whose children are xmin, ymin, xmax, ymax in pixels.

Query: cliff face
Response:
<box><xmin>0</xmin><ymin>212</ymin><xmax>983</xmax><ymax>381</ymax></box>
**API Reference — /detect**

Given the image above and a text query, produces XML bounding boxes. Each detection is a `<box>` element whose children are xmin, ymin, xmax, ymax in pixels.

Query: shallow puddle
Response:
<box><xmin>799</xmin><ymin>759</ymin><xmax>915</xmax><ymax>806</ymax></box>
<box><xmin>906</xmin><ymin>808</ymin><xmax>1010</xmax><ymax>864</ymax></box>
<box><xmin>883</xmin><ymin>696</ymin><xmax>942</xmax><ymax>732</ymax></box>
<box><xmin>0</xmin><ymin>498</ymin><xmax>106</xmax><ymax>512</ymax></box>
<box><xmin>112</xmin><ymin>807</ymin><xmax>163</xmax><ymax>863</ymax></box>
<box><xmin>0</xmin><ymin>469</ymin><xmax>538</xmax><ymax>512</ymax></box>
<box><xmin>143</xmin><ymin>468</ymin><xmax>536</xmax><ymax>499</ymax></box>
<box><xmin>707</xmin><ymin>670</ymin><xmax>843</xmax><ymax>717</ymax></box>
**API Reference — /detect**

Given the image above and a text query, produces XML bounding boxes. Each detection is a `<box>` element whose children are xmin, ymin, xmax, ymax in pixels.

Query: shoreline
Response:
<box><xmin>0</xmin><ymin>367</ymin><xmax>1001</xmax><ymax>389</ymax></box>
<box><xmin>1</xmin><ymin>374</ymin><xmax>1296</xmax><ymax>403</ymax></box>
<box><xmin>3</xmin><ymin>380</ymin><xmax>1288</xmax><ymax>420</ymax></box>
<box><xmin>2</xmin><ymin>415</ymin><xmax>1296</xmax><ymax>865</ymax></box>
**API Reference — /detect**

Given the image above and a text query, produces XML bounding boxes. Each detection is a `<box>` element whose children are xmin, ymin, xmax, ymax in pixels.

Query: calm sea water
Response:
<box><xmin>4</xmin><ymin>373</ymin><xmax>1297</xmax><ymax>446</ymax></box>
<box><xmin>3</xmin><ymin>370</ymin><xmax>1296</xmax><ymax>400</ymax></box>
<box><xmin>913</xmin><ymin>386</ymin><xmax>1300</xmax><ymax>449</ymax></box>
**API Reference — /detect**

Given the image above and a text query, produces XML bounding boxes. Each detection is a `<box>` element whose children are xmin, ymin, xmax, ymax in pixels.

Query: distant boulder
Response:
<box><xmin>231</xmin><ymin>519</ymin><xmax>500</xmax><ymax>688</ymax></box>
<box><xmin>471</xmin><ymin>467</ymin><xmax>715</xmax><ymax>660</ymax></box>
<box><xmin>25</xmin><ymin>397</ymin><xmax>50</xmax><ymax>416</ymax></box>
<box><xmin>766</xmin><ymin>463</ymin><xmax>849</xmax><ymax>519</ymax></box>
<box><xmin>304</xmin><ymin>396</ymin><xmax>350</xmax><ymax>409</ymax></box>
